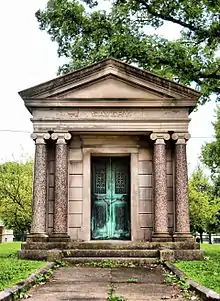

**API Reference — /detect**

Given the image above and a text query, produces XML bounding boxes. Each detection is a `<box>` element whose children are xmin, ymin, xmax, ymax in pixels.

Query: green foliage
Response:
<box><xmin>163</xmin><ymin>269</ymin><xmax>192</xmax><ymax>298</ymax></box>
<box><xmin>188</xmin><ymin>167</ymin><xmax>219</xmax><ymax>234</ymax></box>
<box><xmin>201</xmin><ymin>106</ymin><xmax>220</xmax><ymax>197</ymax></box>
<box><xmin>127</xmin><ymin>277</ymin><xmax>138</xmax><ymax>283</ymax></box>
<box><xmin>0</xmin><ymin>242</ymin><xmax>46</xmax><ymax>291</ymax></box>
<box><xmin>107</xmin><ymin>283</ymin><xmax>127</xmax><ymax>301</ymax></box>
<box><xmin>174</xmin><ymin>244</ymin><xmax>220</xmax><ymax>293</ymax></box>
<box><xmin>0</xmin><ymin>160</ymin><xmax>33</xmax><ymax>234</ymax></box>
<box><xmin>36</xmin><ymin>0</ymin><xmax>220</xmax><ymax>104</ymax></box>
<box><xmin>201</xmin><ymin>106</ymin><xmax>220</xmax><ymax>233</ymax></box>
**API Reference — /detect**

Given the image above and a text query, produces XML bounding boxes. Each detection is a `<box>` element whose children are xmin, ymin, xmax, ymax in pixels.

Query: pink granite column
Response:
<box><xmin>27</xmin><ymin>133</ymin><xmax>50</xmax><ymax>242</ymax></box>
<box><xmin>50</xmin><ymin>132</ymin><xmax>71</xmax><ymax>241</ymax></box>
<box><xmin>150</xmin><ymin>133</ymin><xmax>172</xmax><ymax>242</ymax></box>
<box><xmin>172</xmin><ymin>134</ymin><xmax>192</xmax><ymax>241</ymax></box>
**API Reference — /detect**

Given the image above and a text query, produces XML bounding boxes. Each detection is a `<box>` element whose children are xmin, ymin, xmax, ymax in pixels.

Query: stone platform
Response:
<box><xmin>19</xmin><ymin>241</ymin><xmax>204</xmax><ymax>262</ymax></box>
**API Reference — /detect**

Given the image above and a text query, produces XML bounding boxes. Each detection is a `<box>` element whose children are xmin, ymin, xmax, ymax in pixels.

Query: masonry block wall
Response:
<box><xmin>43</xmin><ymin>135</ymin><xmax>175</xmax><ymax>241</ymax></box>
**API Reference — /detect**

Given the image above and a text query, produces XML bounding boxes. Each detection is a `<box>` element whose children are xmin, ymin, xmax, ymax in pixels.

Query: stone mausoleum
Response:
<box><xmin>19</xmin><ymin>59</ymin><xmax>203</xmax><ymax>261</ymax></box>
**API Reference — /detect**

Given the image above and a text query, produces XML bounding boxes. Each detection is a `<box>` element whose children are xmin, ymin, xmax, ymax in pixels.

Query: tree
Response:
<box><xmin>188</xmin><ymin>167</ymin><xmax>220</xmax><ymax>243</ymax></box>
<box><xmin>36</xmin><ymin>0</ymin><xmax>220</xmax><ymax>104</ymax></box>
<box><xmin>0</xmin><ymin>161</ymin><xmax>33</xmax><ymax>234</ymax></box>
<box><xmin>201</xmin><ymin>106</ymin><xmax>220</xmax><ymax>198</ymax></box>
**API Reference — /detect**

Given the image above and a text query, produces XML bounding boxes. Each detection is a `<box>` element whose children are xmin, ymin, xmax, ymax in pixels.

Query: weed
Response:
<box><xmin>174</xmin><ymin>244</ymin><xmax>220</xmax><ymax>293</ymax></box>
<box><xmin>127</xmin><ymin>277</ymin><xmax>138</xmax><ymax>283</ymax></box>
<box><xmin>107</xmin><ymin>283</ymin><xmax>127</xmax><ymax>301</ymax></box>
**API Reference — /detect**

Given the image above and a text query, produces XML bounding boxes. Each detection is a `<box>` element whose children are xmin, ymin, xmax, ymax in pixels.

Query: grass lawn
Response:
<box><xmin>174</xmin><ymin>244</ymin><xmax>220</xmax><ymax>293</ymax></box>
<box><xmin>0</xmin><ymin>242</ymin><xmax>46</xmax><ymax>291</ymax></box>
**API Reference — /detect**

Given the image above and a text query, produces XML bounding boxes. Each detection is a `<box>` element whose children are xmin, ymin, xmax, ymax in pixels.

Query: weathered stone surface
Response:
<box><xmin>62</xmin><ymin>249</ymin><xmax>159</xmax><ymax>258</ymax></box>
<box><xmin>18</xmin><ymin>59</ymin><xmax>201</xmax><ymax>257</ymax></box>
<box><xmin>50</xmin><ymin>133</ymin><xmax>71</xmax><ymax>240</ymax></box>
<box><xmin>29</xmin><ymin>134</ymin><xmax>49</xmax><ymax>239</ymax></box>
<box><xmin>21</xmin><ymin>241</ymin><xmax>198</xmax><ymax>251</ymax></box>
<box><xmin>160</xmin><ymin>250</ymin><xmax>175</xmax><ymax>261</ymax></box>
<box><xmin>26</xmin><ymin>266</ymin><xmax>192</xmax><ymax>301</ymax></box>
<box><xmin>150</xmin><ymin>134</ymin><xmax>171</xmax><ymax>242</ymax></box>
<box><xmin>174</xmin><ymin>249</ymin><xmax>204</xmax><ymax>260</ymax></box>
<box><xmin>173</xmin><ymin>137</ymin><xmax>191</xmax><ymax>238</ymax></box>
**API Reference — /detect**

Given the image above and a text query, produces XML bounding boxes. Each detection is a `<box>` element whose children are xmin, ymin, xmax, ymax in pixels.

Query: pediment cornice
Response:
<box><xmin>19</xmin><ymin>58</ymin><xmax>200</xmax><ymax>102</ymax></box>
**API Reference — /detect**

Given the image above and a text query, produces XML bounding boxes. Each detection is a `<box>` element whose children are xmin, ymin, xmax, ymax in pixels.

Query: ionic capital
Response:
<box><xmin>172</xmin><ymin>133</ymin><xmax>190</xmax><ymax>145</ymax></box>
<box><xmin>51</xmin><ymin>132</ymin><xmax>72</xmax><ymax>144</ymax></box>
<box><xmin>150</xmin><ymin>133</ymin><xmax>170</xmax><ymax>143</ymax></box>
<box><xmin>31</xmin><ymin>133</ymin><xmax>50</xmax><ymax>144</ymax></box>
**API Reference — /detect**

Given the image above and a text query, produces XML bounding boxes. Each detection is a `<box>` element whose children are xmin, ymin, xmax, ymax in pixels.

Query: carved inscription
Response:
<box><xmin>91</xmin><ymin>109</ymin><xmax>129</xmax><ymax>118</ymax></box>
<box><xmin>33</xmin><ymin>108</ymin><xmax>185</xmax><ymax>121</ymax></box>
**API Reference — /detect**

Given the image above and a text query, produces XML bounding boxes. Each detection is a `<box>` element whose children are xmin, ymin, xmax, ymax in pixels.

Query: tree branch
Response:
<box><xmin>139</xmin><ymin>0</ymin><xmax>198</xmax><ymax>32</ymax></box>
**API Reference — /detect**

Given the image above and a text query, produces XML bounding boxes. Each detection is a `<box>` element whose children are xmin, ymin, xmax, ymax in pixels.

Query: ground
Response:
<box><xmin>0</xmin><ymin>242</ymin><xmax>46</xmax><ymax>291</ymax></box>
<box><xmin>27</xmin><ymin>266</ymin><xmax>195</xmax><ymax>301</ymax></box>
<box><xmin>0</xmin><ymin>242</ymin><xmax>219</xmax><ymax>300</ymax></box>
<box><xmin>175</xmin><ymin>243</ymin><xmax>220</xmax><ymax>293</ymax></box>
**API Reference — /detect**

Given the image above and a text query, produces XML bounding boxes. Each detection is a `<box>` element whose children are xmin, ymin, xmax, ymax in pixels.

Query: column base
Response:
<box><xmin>49</xmin><ymin>233</ymin><xmax>70</xmax><ymax>242</ymax></box>
<box><xmin>26</xmin><ymin>233</ymin><xmax>49</xmax><ymax>242</ymax></box>
<box><xmin>152</xmin><ymin>232</ymin><xmax>172</xmax><ymax>242</ymax></box>
<box><xmin>173</xmin><ymin>232</ymin><xmax>195</xmax><ymax>242</ymax></box>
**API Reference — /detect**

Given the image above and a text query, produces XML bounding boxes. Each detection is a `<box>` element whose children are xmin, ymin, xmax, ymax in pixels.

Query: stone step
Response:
<box><xmin>63</xmin><ymin>257</ymin><xmax>159</xmax><ymax>265</ymax></box>
<box><xmin>62</xmin><ymin>249</ymin><xmax>159</xmax><ymax>258</ymax></box>
<box><xmin>21</xmin><ymin>240</ymin><xmax>197</xmax><ymax>250</ymax></box>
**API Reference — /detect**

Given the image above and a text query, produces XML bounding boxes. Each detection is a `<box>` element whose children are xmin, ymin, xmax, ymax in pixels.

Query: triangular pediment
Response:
<box><xmin>19</xmin><ymin>58</ymin><xmax>200</xmax><ymax>103</ymax></box>
<box><xmin>52</xmin><ymin>75</ymin><xmax>166</xmax><ymax>99</ymax></box>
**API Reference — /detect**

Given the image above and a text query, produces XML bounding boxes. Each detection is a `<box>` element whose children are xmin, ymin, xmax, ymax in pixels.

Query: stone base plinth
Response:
<box><xmin>49</xmin><ymin>233</ymin><xmax>70</xmax><ymax>242</ymax></box>
<box><xmin>174</xmin><ymin>249</ymin><xmax>204</xmax><ymax>260</ymax></box>
<box><xmin>152</xmin><ymin>232</ymin><xmax>172</xmax><ymax>242</ymax></box>
<box><xmin>26</xmin><ymin>233</ymin><xmax>48</xmax><ymax>242</ymax></box>
<box><xmin>173</xmin><ymin>232</ymin><xmax>195</xmax><ymax>242</ymax></box>
<box><xmin>19</xmin><ymin>240</ymin><xmax>203</xmax><ymax>261</ymax></box>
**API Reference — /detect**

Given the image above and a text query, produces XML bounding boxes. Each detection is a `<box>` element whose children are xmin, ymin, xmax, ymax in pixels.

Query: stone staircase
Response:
<box><xmin>62</xmin><ymin>248</ymin><xmax>159</xmax><ymax>264</ymax></box>
<box><xmin>20</xmin><ymin>241</ymin><xmax>203</xmax><ymax>262</ymax></box>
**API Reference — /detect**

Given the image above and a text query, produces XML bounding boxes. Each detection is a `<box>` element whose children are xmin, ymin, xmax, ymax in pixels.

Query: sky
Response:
<box><xmin>0</xmin><ymin>0</ymin><xmax>217</xmax><ymax>175</ymax></box>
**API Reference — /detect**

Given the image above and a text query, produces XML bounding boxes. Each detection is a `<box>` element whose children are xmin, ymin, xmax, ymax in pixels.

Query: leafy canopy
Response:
<box><xmin>188</xmin><ymin>167</ymin><xmax>219</xmax><ymax>234</ymax></box>
<box><xmin>36</xmin><ymin>0</ymin><xmax>220</xmax><ymax>104</ymax></box>
<box><xmin>201</xmin><ymin>106</ymin><xmax>220</xmax><ymax>198</ymax></box>
<box><xmin>0</xmin><ymin>161</ymin><xmax>33</xmax><ymax>234</ymax></box>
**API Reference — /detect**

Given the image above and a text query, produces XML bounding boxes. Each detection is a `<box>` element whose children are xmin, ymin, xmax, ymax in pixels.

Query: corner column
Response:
<box><xmin>172</xmin><ymin>133</ymin><xmax>192</xmax><ymax>241</ymax></box>
<box><xmin>27</xmin><ymin>133</ymin><xmax>50</xmax><ymax>242</ymax></box>
<box><xmin>150</xmin><ymin>133</ymin><xmax>172</xmax><ymax>242</ymax></box>
<box><xmin>50</xmin><ymin>132</ymin><xmax>71</xmax><ymax>241</ymax></box>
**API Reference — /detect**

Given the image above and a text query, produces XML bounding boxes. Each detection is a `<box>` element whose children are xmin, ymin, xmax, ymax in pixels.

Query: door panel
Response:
<box><xmin>91</xmin><ymin>157</ymin><xmax>130</xmax><ymax>240</ymax></box>
<box><xmin>111</xmin><ymin>158</ymin><xmax>130</xmax><ymax>239</ymax></box>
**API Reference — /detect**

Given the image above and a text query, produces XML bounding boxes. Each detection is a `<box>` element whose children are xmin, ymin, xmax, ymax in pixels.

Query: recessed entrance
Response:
<box><xmin>91</xmin><ymin>156</ymin><xmax>130</xmax><ymax>240</ymax></box>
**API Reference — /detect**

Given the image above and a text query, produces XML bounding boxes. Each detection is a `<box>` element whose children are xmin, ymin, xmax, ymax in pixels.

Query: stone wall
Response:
<box><xmin>46</xmin><ymin>135</ymin><xmax>174</xmax><ymax>241</ymax></box>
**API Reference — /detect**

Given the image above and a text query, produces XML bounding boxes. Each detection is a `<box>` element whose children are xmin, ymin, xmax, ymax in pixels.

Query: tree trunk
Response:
<box><xmin>208</xmin><ymin>233</ymin><xmax>212</xmax><ymax>244</ymax></box>
<box><xmin>199</xmin><ymin>232</ymin><xmax>203</xmax><ymax>244</ymax></box>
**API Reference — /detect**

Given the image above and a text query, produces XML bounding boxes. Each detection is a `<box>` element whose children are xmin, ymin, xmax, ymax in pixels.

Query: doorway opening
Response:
<box><xmin>91</xmin><ymin>156</ymin><xmax>131</xmax><ymax>240</ymax></box>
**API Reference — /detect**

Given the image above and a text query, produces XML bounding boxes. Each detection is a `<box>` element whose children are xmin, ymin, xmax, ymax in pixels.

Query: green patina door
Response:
<box><xmin>91</xmin><ymin>157</ymin><xmax>130</xmax><ymax>240</ymax></box>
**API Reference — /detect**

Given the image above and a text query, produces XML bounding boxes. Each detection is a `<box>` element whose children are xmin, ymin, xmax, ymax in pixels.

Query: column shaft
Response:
<box><xmin>150</xmin><ymin>133</ymin><xmax>171</xmax><ymax>242</ymax></box>
<box><xmin>54</xmin><ymin>142</ymin><xmax>68</xmax><ymax>234</ymax></box>
<box><xmin>28</xmin><ymin>133</ymin><xmax>50</xmax><ymax>242</ymax></box>
<box><xmin>174</xmin><ymin>140</ymin><xmax>191</xmax><ymax>238</ymax></box>
<box><xmin>50</xmin><ymin>133</ymin><xmax>71</xmax><ymax>241</ymax></box>
<box><xmin>153</xmin><ymin>140</ymin><xmax>169</xmax><ymax>234</ymax></box>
